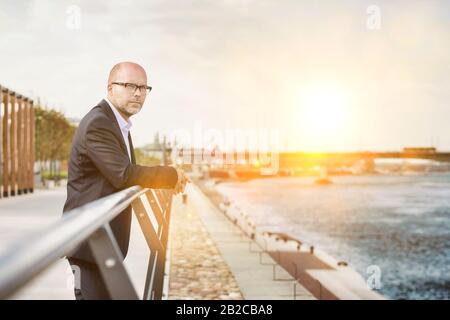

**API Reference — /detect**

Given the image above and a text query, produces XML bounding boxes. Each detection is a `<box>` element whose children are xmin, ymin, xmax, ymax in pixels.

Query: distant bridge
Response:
<box><xmin>277</xmin><ymin>150</ymin><xmax>450</xmax><ymax>169</ymax></box>
<box><xmin>170</xmin><ymin>148</ymin><xmax>450</xmax><ymax>169</ymax></box>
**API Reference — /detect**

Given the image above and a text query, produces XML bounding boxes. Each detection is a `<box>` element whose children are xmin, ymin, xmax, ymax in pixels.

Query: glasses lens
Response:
<box><xmin>125</xmin><ymin>83</ymin><xmax>138</xmax><ymax>91</ymax></box>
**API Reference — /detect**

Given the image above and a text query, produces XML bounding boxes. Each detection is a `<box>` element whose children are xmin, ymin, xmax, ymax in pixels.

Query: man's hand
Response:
<box><xmin>173</xmin><ymin>167</ymin><xmax>191</xmax><ymax>194</ymax></box>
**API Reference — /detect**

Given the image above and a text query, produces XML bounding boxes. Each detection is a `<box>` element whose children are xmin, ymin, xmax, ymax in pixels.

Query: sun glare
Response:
<box><xmin>300</xmin><ymin>85</ymin><xmax>350</xmax><ymax>132</ymax></box>
<box><xmin>293</xmin><ymin>83</ymin><xmax>354</xmax><ymax>150</ymax></box>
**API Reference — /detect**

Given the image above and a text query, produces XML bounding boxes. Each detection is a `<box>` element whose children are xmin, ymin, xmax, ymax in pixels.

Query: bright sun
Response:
<box><xmin>298</xmin><ymin>84</ymin><xmax>352</xmax><ymax>134</ymax></box>
<box><xmin>293</xmin><ymin>84</ymin><xmax>354</xmax><ymax>150</ymax></box>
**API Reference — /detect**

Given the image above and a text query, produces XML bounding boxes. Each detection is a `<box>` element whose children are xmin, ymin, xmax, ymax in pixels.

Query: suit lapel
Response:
<box><xmin>128</xmin><ymin>132</ymin><xmax>136</xmax><ymax>164</ymax></box>
<box><xmin>98</xmin><ymin>99</ymin><xmax>130</xmax><ymax>158</ymax></box>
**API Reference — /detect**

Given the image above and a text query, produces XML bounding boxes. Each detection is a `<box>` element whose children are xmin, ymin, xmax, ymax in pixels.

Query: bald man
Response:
<box><xmin>62</xmin><ymin>62</ymin><xmax>188</xmax><ymax>300</ymax></box>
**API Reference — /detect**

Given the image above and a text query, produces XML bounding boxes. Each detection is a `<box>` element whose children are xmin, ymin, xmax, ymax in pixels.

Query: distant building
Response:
<box><xmin>403</xmin><ymin>147</ymin><xmax>436</xmax><ymax>154</ymax></box>
<box><xmin>140</xmin><ymin>133</ymin><xmax>173</xmax><ymax>164</ymax></box>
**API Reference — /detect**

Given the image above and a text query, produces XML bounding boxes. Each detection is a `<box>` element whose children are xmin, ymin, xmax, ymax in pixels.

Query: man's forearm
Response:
<box><xmin>125</xmin><ymin>164</ymin><xmax>178</xmax><ymax>189</ymax></box>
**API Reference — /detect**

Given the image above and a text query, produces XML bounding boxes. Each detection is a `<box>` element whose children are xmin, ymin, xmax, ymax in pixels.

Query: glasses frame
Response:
<box><xmin>111</xmin><ymin>82</ymin><xmax>152</xmax><ymax>94</ymax></box>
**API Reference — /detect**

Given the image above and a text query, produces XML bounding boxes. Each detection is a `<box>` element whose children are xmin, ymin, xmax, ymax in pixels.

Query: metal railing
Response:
<box><xmin>0</xmin><ymin>185</ymin><xmax>173</xmax><ymax>300</ymax></box>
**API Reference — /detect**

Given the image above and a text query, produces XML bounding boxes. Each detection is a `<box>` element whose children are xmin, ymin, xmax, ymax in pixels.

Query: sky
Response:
<box><xmin>0</xmin><ymin>0</ymin><xmax>449</xmax><ymax>151</ymax></box>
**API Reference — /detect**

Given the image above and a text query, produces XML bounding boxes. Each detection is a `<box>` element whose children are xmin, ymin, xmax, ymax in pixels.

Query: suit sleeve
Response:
<box><xmin>84</xmin><ymin>116</ymin><xmax>178</xmax><ymax>189</ymax></box>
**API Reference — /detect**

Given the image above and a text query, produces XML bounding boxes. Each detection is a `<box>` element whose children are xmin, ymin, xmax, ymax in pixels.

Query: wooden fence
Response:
<box><xmin>0</xmin><ymin>85</ymin><xmax>34</xmax><ymax>198</ymax></box>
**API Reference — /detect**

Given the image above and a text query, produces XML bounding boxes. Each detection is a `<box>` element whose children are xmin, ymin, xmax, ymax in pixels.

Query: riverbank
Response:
<box><xmin>194</xmin><ymin>178</ymin><xmax>385</xmax><ymax>300</ymax></box>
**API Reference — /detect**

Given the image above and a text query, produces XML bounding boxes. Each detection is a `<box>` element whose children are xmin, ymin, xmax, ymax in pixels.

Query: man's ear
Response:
<box><xmin>107</xmin><ymin>84</ymin><xmax>113</xmax><ymax>96</ymax></box>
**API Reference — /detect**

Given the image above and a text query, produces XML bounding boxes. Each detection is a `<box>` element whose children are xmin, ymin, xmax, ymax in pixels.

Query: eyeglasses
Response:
<box><xmin>111</xmin><ymin>82</ymin><xmax>152</xmax><ymax>94</ymax></box>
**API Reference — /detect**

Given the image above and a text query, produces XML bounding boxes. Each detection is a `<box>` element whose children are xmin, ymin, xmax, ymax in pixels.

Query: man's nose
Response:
<box><xmin>134</xmin><ymin>88</ymin><xmax>142</xmax><ymax>98</ymax></box>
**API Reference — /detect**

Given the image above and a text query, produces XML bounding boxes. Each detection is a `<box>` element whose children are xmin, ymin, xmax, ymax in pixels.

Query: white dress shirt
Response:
<box><xmin>105</xmin><ymin>98</ymin><xmax>133</xmax><ymax>161</ymax></box>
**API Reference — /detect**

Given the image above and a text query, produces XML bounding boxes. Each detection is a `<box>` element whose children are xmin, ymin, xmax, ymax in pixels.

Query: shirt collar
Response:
<box><xmin>105</xmin><ymin>97</ymin><xmax>132</xmax><ymax>131</ymax></box>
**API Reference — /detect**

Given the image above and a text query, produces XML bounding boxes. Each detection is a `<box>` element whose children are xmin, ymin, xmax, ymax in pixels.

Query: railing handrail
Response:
<box><xmin>0</xmin><ymin>185</ymin><xmax>169</xmax><ymax>299</ymax></box>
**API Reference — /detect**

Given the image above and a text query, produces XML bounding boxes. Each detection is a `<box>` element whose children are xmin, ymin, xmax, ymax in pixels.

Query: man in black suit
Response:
<box><xmin>63</xmin><ymin>61</ymin><xmax>188</xmax><ymax>300</ymax></box>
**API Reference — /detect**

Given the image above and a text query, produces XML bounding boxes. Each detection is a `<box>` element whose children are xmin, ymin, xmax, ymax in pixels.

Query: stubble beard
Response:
<box><xmin>120</xmin><ymin>102</ymin><xmax>142</xmax><ymax>117</ymax></box>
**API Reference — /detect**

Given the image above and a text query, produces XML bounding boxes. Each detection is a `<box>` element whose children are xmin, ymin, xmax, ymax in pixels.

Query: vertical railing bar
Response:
<box><xmin>156</xmin><ymin>189</ymin><xmax>167</xmax><ymax>202</ymax></box>
<box><xmin>2</xmin><ymin>89</ymin><xmax>9</xmax><ymax>197</ymax></box>
<box><xmin>131</xmin><ymin>197</ymin><xmax>164</xmax><ymax>252</ymax></box>
<box><xmin>144</xmin><ymin>192</ymin><xmax>166</xmax><ymax>228</ymax></box>
<box><xmin>143</xmin><ymin>249</ymin><xmax>158</xmax><ymax>299</ymax></box>
<box><xmin>22</xmin><ymin>98</ymin><xmax>28</xmax><ymax>194</ymax></box>
<box><xmin>155</xmin><ymin>189</ymin><xmax>170</xmax><ymax>211</ymax></box>
<box><xmin>152</xmin><ymin>190</ymin><xmax>173</xmax><ymax>299</ymax></box>
<box><xmin>148</xmin><ymin>190</ymin><xmax>173</xmax><ymax>299</ymax></box>
<box><xmin>88</xmin><ymin>224</ymin><xmax>139</xmax><ymax>299</ymax></box>
<box><xmin>29</xmin><ymin>100</ymin><xmax>34</xmax><ymax>193</ymax></box>
<box><xmin>152</xmin><ymin>189</ymin><xmax>165</xmax><ymax>212</ymax></box>
<box><xmin>149</xmin><ymin>189</ymin><xmax>165</xmax><ymax>216</ymax></box>
<box><xmin>9</xmin><ymin>92</ymin><xmax>16</xmax><ymax>196</ymax></box>
<box><xmin>131</xmin><ymin>195</ymin><xmax>166</xmax><ymax>300</ymax></box>
<box><xmin>148</xmin><ymin>190</ymin><xmax>169</xmax><ymax>299</ymax></box>
<box><xmin>16</xmin><ymin>96</ymin><xmax>23</xmax><ymax>195</ymax></box>
<box><xmin>151</xmin><ymin>249</ymin><xmax>166</xmax><ymax>299</ymax></box>
<box><xmin>142</xmin><ymin>191</ymin><xmax>164</xmax><ymax>300</ymax></box>
<box><xmin>0</xmin><ymin>86</ymin><xmax>3</xmax><ymax>199</ymax></box>
<box><xmin>141</xmin><ymin>189</ymin><xmax>173</xmax><ymax>300</ymax></box>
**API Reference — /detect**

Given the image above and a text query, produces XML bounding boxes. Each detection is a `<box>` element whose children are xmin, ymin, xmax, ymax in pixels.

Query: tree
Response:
<box><xmin>35</xmin><ymin>104</ymin><xmax>77</xmax><ymax>179</ymax></box>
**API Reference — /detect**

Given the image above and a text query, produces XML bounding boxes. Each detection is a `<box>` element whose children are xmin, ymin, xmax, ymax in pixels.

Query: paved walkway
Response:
<box><xmin>0</xmin><ymin>188</ymin><xmax>74</xmax><ymax>299</ymax></box>
<box><xmin>168</xmin><ymin>184</ymin><xmax>315</xmax><ymax>300</ymax></box>
<box><xmin>168</xmin><ymin>191</ymin><xmax>243</xmax><ymax>300</ymax></box>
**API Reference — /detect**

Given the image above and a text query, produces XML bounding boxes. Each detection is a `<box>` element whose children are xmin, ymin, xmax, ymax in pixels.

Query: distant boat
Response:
<box><xmin>315</xmin><ymin>167</ymin><xmax>332</xmax><ymax>185</ymax></box>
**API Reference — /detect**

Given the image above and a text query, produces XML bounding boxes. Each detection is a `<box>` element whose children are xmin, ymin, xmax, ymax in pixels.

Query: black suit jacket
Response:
<box><xmin>63</xmin><ymin>99</ymin><xmax>178</xmax><ymax>263</ymax></box>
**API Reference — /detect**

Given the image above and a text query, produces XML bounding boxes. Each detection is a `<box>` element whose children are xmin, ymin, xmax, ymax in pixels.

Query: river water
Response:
<box><xmin>216</xmin><ymin>174</ymin><xmax>450</xmax><ymax>299</ymax></box>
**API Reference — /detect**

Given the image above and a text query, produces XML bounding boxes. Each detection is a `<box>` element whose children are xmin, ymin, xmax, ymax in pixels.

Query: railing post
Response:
<box><xmin>153</xmin><ymin>190</ymin><xmax>173</xmax><ymax>299</ymax></box>
<box><xmin>143</xmin><ymin>190</ymin><xmax>166</xmax><ymax>299</ymax></box>
<box><xmin>29</xmin><ymin>100</ymin><xmax>34</xmax><ymax>193</ymax></box>
<box><xmin>9</xmin><ymin>92</ymin><xmax>16</xmax><ymax>196</ymax></box>
<box><xmin>0</xmin><ymin>86</ymin><xmax>2</xmax><ymax>199</ymax></box>
<box><xmin>22</xmin><ymin>98</ymin><xmax>29</xmax><ymax>194</ymax></box>
<box><xmin>132</xmin><ymin>191</ymin><xmax>167</xmax><ymax>300</ymax></box>
<box><xmin>131</xmin><ymin>189</ymin><xmax>173</xmax><ymax>300</ymax></box>
<box><xmin>16</xmin><ymin>95</ymin><xmax>23</xmax><ymax>195</ymax></box>
<box><xmin>2</xmin><ymin>88</ymin><xmax>9</xmax><ymax>197</ymax></box>
<box><xmin>88</xmin><ymin>224</ymin><xmax>139</xmax><ymax>300</ymax></box>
